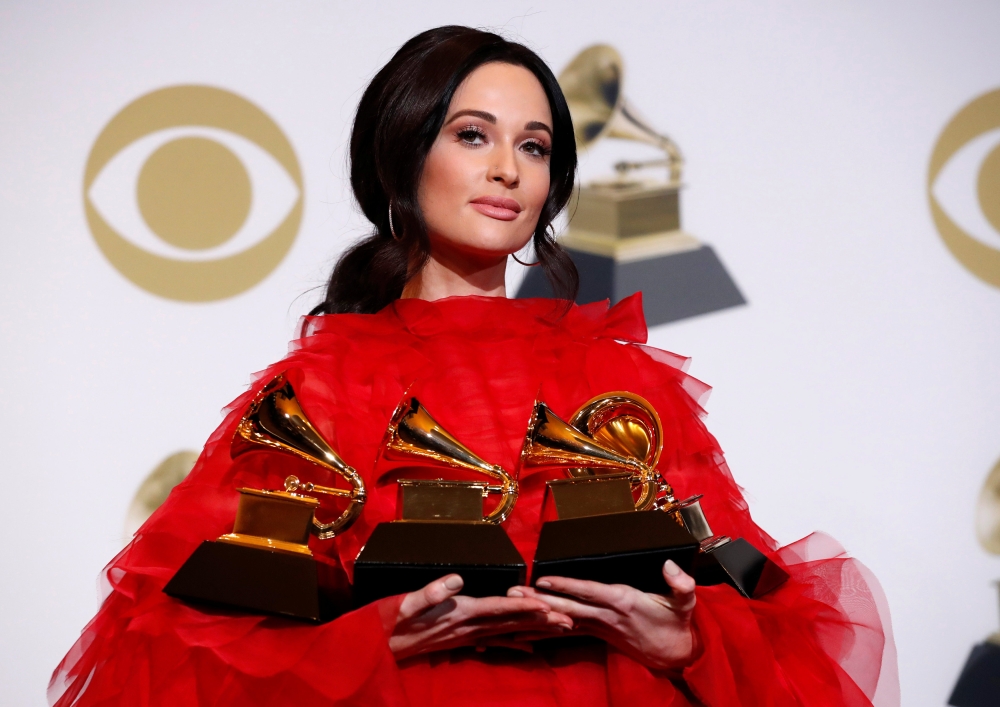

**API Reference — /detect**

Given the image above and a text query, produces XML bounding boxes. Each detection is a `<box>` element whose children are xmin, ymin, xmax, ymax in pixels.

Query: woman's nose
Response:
<box><xmin>488</xmin><ymin>147</ymin><xmax>519</xmax><ymax>187</ymax></box>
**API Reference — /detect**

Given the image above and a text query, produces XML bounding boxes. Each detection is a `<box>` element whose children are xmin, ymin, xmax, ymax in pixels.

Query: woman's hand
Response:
<box><xmin>508</xmin><ymin>560</ymin><xmax>698</xmax><ymax>671</ymax></box>
<box><xmin>389</xmin><ymin>574</ymin><xmax>574</xmax><ymax>660</ymax></box>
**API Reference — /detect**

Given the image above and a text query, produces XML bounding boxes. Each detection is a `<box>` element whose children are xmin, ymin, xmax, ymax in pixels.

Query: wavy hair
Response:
<box><xmin>310</xmin><ymin>25</ymin><xmax>578</xmax><ymax>315</ymax></box>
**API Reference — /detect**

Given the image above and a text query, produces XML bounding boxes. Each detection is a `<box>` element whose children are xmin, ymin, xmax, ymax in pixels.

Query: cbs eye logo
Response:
<box><xmin>83</xmin><ymin>85</ymin><xmax>302</xmax><ymax>302</ymax></box>
<box><xmin>928</xmin><ymin>88</ymin><xmax>1000</xmax><ymax>289</ymax></box>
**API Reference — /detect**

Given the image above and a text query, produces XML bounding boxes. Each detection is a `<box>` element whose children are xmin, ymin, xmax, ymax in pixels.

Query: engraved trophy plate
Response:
<box><xmin>397</xmin><ymin>479</ymin><xmax>488</xmax><ymax>522</ymax></box>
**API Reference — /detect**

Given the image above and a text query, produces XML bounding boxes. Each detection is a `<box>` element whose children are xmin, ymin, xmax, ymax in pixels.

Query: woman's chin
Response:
<box><xmin>434</xmin><ymin>233</ymin><xmax>532</xmax><ymax>263</ymax></box>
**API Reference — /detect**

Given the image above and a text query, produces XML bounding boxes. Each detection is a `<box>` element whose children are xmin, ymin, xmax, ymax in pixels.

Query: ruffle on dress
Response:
<box><xmin>50</xmin><ymin>294</ymin><xmax>898</xmax><ymax>707</ymax></box>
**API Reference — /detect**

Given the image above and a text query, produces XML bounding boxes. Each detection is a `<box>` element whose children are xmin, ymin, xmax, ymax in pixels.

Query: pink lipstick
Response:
<box><xmin>470</xmin><ymin>195</ymin><xmax>522</xmax><ymax>221</ymax></box>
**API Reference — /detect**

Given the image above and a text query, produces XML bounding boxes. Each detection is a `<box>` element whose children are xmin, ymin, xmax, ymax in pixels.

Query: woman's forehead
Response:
<box><xmin>448</xmin><ymin>63</ymin><xmax>552</xmax><ymax>125</ymax></box>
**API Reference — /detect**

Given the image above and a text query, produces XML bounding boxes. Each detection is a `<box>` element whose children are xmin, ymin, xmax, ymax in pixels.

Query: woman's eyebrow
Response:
<box><xmin>444</xmin><ymin>110</ymin><xmax>553</xmax><ymax>137</ymax></box>
<box><xmin>525</xmin><ymin>120</ymin><xmax>552</xmax><ymax>137</ymax></box>
<box><xmin>445</xmin><ymin>109</ymin><xmax>496</xmax><ymax>124</ymax></box>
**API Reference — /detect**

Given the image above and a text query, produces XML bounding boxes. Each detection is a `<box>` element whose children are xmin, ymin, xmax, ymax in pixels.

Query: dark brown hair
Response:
<box><xmin>310</xmin><ymin>26</ymin><xmax>578</xmax><ymax>315</ymax></box>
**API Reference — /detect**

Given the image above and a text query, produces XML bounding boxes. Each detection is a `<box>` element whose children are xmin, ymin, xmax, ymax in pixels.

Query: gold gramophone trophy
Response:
<box><xmin>352</xmin><ymin>396</ymin><xmax>525</xmax><ymax>606</ymax></box>
<box><xmin>523</xmin><ymin>394</ymin><xmax>699</xmax><ymax>594</ymax></box>
<box><xmin>948</xmin><ymin>461</ymin><xmax>1000</xmax><ymax>705</ymax></box>
<box><xmin>164</xmin><ymin>374</ymin><xmax>367</xmax><ymax>622</ymax></box>
<box><xmin>525</xmin><ymin>393</ymin><xmax>787</xmax><ymax>597</ymax></box>
<box><xmin>517</xmin><ymin>45</ymin><xmax>744</xmax><ymax>325</ymax></box>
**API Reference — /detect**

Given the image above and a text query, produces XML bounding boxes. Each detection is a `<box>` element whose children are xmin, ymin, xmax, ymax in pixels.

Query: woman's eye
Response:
<box><xmin>521</xmin><ymin>140</ymin><xmax>551</xmax><ymax>158</ymax></box>
<box><xmin>457</xmin><ymin>127</ymin><xmax>487</xmax><ymax>146</ymax></box>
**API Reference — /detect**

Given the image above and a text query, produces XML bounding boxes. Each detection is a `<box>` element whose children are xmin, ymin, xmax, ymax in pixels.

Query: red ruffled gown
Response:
<box><xmin>50</xmin><ymin>295</ymin><xmax>898</xmax><ymax>706</ymax></box>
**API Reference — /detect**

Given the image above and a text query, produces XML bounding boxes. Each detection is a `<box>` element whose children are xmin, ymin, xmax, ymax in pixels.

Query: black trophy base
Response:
<box><xmin>516</xmin><ymin>245</ymin><xmax>745</xmax><ymax>326</ymax></box>
<box><xmin>692</xmin><ymin>538</ymin><xmax>789</xmax><ymax>598</ymax></box>
<box><xmin>949</xmin><ymin>641</ymin><xmax>1000</xmax><ymax>706</ymax></box>
<box><xmin>164</xmin><ymin>540</ymin><xmax>346</xmax><ymax>623</ymax></box>
<box><xmin>532</xmin><ymin>511</ymin><xmax>699</xmax><ymax>595</ymax></box>
<box><xmin>353</xmin><ymin>521</ymin><xmax>526</xmax><ymax>607</ymax></box>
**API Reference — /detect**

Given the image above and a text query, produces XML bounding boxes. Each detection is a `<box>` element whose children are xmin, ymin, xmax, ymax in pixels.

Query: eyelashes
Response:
<box><xmin>521</xmin><ymin>139</ymin><xmax>552</xmax><ymax>158</ymax></box>
<box><xmin>454</xmin><ymin>124</ymin><xmax>551</xmax><ymax>158</ymax></box>
<box><xmin>456</xmin><ymin>125</ymin><xmax>488</xmax><ymax>146</ymax></box>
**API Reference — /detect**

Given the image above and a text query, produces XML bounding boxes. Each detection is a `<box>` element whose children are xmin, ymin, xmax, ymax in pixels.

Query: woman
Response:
<box><xmin>50</xmin><ymin>26</ymin><xmax>896</xmax><ymax>706</ymax></box>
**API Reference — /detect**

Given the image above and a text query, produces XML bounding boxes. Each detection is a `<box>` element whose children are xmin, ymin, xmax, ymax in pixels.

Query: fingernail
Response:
<box><xmin>444</xmin><ymin>576</ymin><xmax>464</xmax><ymax>590</ymax></box>
<box><xmin>536</xmin><ymin>579</ymin><xmax>552</xmax><ymax>589</ymax></box>
<box><xmin>508</xmin><ymin>588</ymin><xmax>524</xmax><ymax>598</ymax></box>
<box><xmin>558</xmin><ymin>622</ymin><xmax>572</xmax><ymax>630</ymax></box>
<box><xmin>664</xmin><ymin>560</ymin><xmax>680</xmax><ymax>576</ymax></box>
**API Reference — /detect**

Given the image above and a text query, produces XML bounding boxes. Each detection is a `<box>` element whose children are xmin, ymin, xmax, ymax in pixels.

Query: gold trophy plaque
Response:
<box><xmin>517</xmin><ymin>45</ymin><xmax>744</xmax><ymax>325</ymax></box>
<box><xmin>164</xmin><ymin>374</ymin><xmax>366</xmax><ymax>622</ymax></box>
<box><xmin>352</xmin><ymin>396</ymin><xmax>525</xmax><ymax>606</ymax></box>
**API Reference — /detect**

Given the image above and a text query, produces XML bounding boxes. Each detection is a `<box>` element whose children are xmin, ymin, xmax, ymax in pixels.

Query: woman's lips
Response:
<box><xmin>469</xmin><ymin>196</ymin><xmax>522</xmax><ymax>221</ymax></box>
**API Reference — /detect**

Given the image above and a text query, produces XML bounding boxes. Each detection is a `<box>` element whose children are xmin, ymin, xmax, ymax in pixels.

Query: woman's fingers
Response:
<box><xmin>660</xmin><ymin>560</ymin><xmax>697</xmax><ymax>613</ymax></box>
<box><xmin>463</xmin><ymin>594</ymin><xmax>552</xmax><ymax>619</ymax></box>
<box><xmin>397</xmin><ymin>574</ymin><xmax>464</xmax><ymax>622</ymax></box>
<box><xmin>532</xmin><ymin>576</ymin><xmax>631</xmax><ymax>611</ymax></box>
<box><xmin>399</xmin><ymin>578</ymin><xmax>571</xmax><ymax>626</ymax></box>
<box><xmin>509</xmin><ymin>584</ymin><xmax>609</xmax><ymax>623</ymax></box>
<box><xmin>465</xmin><ymin>610</ymin><xmax>572</xmax><ymax>635</ymax></box>
<box><xmin>464</xmin><ymin>596</ymin><xmax>574</xmax><ymax>630</ymax></box>
<box><xmin>513</xmin><ymin>564</ymin><xmax>697</xmax><ymax>622</ymax></box>
<box><xmin>416</xmin><ymin>610</ymin><xmax>572</xmax><ymax>653</ymax></box>
<box><xmin>392</xmin><ymin>579</ymin><xmax>578</xmax><ymax>658</ymax></box>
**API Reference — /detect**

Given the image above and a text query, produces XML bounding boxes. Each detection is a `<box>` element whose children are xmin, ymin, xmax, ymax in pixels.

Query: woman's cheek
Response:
<box><xmin>530</xmin><ymin>174</ymin><xmax>550</xmax><ymax>214</ymax></box>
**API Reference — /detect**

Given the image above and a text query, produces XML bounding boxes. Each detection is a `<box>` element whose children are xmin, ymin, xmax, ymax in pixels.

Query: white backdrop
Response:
<box><xmin>2</xmin><ymin>1</ymin><xmax>999</xmax><ymax>704</ymax></box>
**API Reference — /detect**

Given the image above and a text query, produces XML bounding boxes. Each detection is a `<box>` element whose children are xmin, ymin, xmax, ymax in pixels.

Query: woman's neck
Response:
<box><xmin>401</xmin><ymin>249</ymin><xmax>508</xmax><ymax>301</ymax></box>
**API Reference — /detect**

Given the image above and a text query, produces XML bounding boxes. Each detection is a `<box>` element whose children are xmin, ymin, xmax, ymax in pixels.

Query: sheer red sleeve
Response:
<box><xmin>590</xmin><ymin>332</ymin><xmax>898</xmax><ymax>707</ymax></box>
<box><xmin>48</xmin><ymin>373</ymin><xmax>410</xmax><ymax>707</ymax></box>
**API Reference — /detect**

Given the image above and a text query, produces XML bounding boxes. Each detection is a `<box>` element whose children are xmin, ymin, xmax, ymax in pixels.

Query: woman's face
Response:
<box><xmin>418</xmin><ymin>62</ymin><xmax>553</xmax><ymax>264</ymax></box>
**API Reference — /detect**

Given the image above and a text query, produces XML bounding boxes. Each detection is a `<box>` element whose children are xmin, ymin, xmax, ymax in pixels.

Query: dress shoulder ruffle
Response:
<box><xmin>50</xmin><ymin>294</ymin><xmax>898</xmax><ymax>707</ymax></box>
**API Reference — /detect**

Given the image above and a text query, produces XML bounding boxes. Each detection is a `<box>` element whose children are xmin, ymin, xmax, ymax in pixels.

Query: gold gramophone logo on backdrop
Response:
<box><xmin>928</xmin><ymin>88</ymin><xmax>1000</xmax><ymax>289</ymax></box>
<box><xmin>947</xmin><ymin>457</ymin><xmax>1000</xmax><ymax>703</ymax></box>
<box><xmin>517</xmin><ymin>45</ymin><xmax>745</xmax><ymax>325</ymax></box>
<box><xmin>931</xmin><ymin>89</ymin><xmax>1000</xmax><ymax>702</ymax></box>
<box><xmin>83</xmin><ymin>85</ymin><xmax>303</xmax><ymax>302</ymax></box>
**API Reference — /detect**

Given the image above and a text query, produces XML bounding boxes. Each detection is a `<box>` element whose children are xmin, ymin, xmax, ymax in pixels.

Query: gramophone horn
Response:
<box><xmin>520</xmin><ymin>400</ymin><xmax>656</xmax><ymax>489</ymax></box>
<box><xmin>232</xmin><ymin>374</ymin><xmax>366</xmax><ymax>539</ymax></box>
<box><xmin>569</xmin><ymin>392</ymin><xmax>664</xmax><ymax>510</ymax></box>
<box><xmin>520</xmin><ymin>396</ymin><xmax>671</xmax><ymax>512</ymax></box>
<box><xmin>976</xmin><ymin>458</ymin><xmax>1000</xmax><ymax>555</ymax></box>
<box><xmin>381</xmin><ymin>397</ymin><xmax>518</xmax><ymax>524</ymax></box>
<box><xmin>558</xmin><ymin>44</ymin><xmax>684</xmax><ymax>184</ymax></box>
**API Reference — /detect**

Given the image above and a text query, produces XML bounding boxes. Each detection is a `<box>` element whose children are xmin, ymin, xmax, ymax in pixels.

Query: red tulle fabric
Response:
<box><xmin>50</xmin><ymin>294</ymin><xmax>898</xmax><ymax>706</ymax></box>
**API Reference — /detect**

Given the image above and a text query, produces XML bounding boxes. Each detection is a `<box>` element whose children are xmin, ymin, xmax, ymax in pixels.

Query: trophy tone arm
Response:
<box><xmin>284</xmin><ymin>473</ymin><xmax>368</xmax><ymax>540</ymax></box>
<box><xmin>483</xmin><ymin>466</ymin><xmax>519</xmax><ymax>524</ymax></box>
<box><xmin>231</xmin><ymin>373</ymin><xmax>369</xmax><ymax>541</ymax></box>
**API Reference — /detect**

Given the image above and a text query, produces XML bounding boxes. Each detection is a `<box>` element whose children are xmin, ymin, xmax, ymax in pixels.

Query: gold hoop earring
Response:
<box><xmin>512</xmin><ymin>253</ymin><xmax>540</xmax><ymax>267</ymax></box>
<box><xmin>512</xmin><ymin>251</ymin><xmax>541</xmax><ymax>267</ymax></box>
<box><xmin>388</xmin><ymin>202</ymin><xmax>401</xmax><ymax>241</ymax></box>
<box><xmin>513</xmin><ymin>230</ymin><xmax>548</xmax><ymax>267</ymax></box>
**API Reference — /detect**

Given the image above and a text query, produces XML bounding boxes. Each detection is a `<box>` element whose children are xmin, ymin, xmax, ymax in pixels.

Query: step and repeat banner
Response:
<box><xmin>1</xmin><ymin>2</ymin><xmax>998</xmax><ymax>704</ymax></box>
